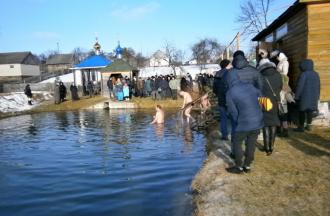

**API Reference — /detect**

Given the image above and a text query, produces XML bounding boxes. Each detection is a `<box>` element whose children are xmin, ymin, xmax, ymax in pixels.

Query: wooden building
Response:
<box><xmin>100</xmin><ymin>59</ymin><xmax>137</xmax><ymax>97</ymax></box>
<box><xmin>46</xmin><ymin>54</ymin><xmax>77</xmax><ymax>75</ymax></box>
<box><xmin>252</xmin><ymin>0</ymin><xmax>330</xmax><ymax>101</ymax></box>
<box><xmin>0</xmin><ymin>52</ymin><xmax>40</xmax><ymax>83</ymax></box>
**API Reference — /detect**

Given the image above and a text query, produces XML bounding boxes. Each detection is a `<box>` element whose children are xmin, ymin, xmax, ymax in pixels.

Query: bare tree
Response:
<box><xmin>163</xmin><ymin>41</ymin><xmax>185</xmax><ymax>74</ymax></box>
<box><xmin>135</xmin><ymin>52</ymin><xmax>147</xmax><ymax>68</ymax></box>
<box><xmin>122</xmin><ymin>47</ymin><xmax>136</xmax><ymax>66</ymax></box>
<box><xmin>236</xmin><ymin>0</ymin><xmax>273</xmax><ymax>37</ymax></box>
<box><xmin>45</xmin><ymin>50</ymin><xmax>59</xmax><ymax>59</ymax></box>
<box><xmin>173</xmin><ymin>49</ymin><xmax>185</xmax><ymax>66</ymax></box>
<box><xmin>191</xmin><ymin>38</ymin><xmax>223</xmax><ymax>68</ymax></box>
<box><xmin>72</xmin><ymin>47</ymin><xmax>87</xmax><ymax>63</ymax></box>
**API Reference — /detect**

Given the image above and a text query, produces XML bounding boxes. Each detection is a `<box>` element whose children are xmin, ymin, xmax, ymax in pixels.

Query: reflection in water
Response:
<box><xmin>27</xmin><ymin>124</ymin><xmax>37</xmax><ymax>136</ymax></box>
<box><xmin>183</xmin><ymin>125</ymin><xmax>193</xmax><ymax>144</ymax></box>
<box><xmin>154</xmin><ymin>123</ymin><xmax>164</xmax><ymax>139</ymax></box>
<box><xmin>0</xmin><ymin>110</ymin><xmax>207</xmax><ymax>216</ymax></box>
<box><xmin>54</xmin><ymin>112</ymin><xmax>69</xmax><ymax>131</ymax></box>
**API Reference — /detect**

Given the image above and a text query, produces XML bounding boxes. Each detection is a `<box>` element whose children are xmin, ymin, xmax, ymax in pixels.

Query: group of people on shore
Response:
<box><xmin>106</xmin><ymin>72</ymin><xmax>214</xmax><ymax>102</ymax></box>
<box><xmin>213</xmin><ymin>50</ymin><xmax>320</xmax><ymax>174</ymax></box>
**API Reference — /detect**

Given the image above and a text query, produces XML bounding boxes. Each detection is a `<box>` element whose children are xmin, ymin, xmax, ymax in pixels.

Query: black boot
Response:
<box><xmin>262</xmin><ymin>127</ymin><xmax>270</xmax><ymax>154</ymax></box>
<box><xmin>268</xmin><ymin>126</ymin><xmax>277</xmax><ymax>154</ymax></box>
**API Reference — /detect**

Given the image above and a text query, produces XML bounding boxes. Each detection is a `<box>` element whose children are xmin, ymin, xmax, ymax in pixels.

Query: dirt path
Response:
<box><xmin>192</xmin><ymin>127</ymin><xmax>330</xmax><ymax>216</ymax></box>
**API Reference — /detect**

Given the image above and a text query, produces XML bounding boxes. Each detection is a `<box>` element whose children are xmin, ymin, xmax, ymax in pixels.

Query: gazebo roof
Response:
<box><xmin>74</xmin><ymin>55</ymin><xmax>111</xmax><ymax>69</ymax></box>
<box><xmin>101</xmin><ymin>59</ymin><xmax>135</xmax><ymax>72</ymax></box>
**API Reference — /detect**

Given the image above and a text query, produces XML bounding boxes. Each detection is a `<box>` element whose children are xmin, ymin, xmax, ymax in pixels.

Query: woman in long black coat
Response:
<box><xmin>258</xmin><ymin>59</ymin><xmax>283</xmax><ymax>155</ymax></box>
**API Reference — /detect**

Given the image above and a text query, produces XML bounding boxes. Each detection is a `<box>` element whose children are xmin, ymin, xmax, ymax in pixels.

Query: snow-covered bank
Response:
<box><xmin>41</xmin><ymin>73</ymin><xmax>74</xmax><ymax>84</ymax></box>
<box><xmin>0</xmin><ymin>92</ymin><xmax>53</xmax><ymax>113</ymax></box>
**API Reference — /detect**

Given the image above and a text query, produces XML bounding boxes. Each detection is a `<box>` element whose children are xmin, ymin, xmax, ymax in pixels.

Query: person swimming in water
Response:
<box><xmin>151</xmin><ymin>105</ymin><xmax>165</xmax><ymax>124</ymax></box>
<box><xmin>179</xmin><ymin>90</ymin><xmax>194</xmax><ymax>123</ymax></box>
<box><xmin>200</xmin><ymin>92</ymin><xmax>211</xmax><ymax>114</ymax></box>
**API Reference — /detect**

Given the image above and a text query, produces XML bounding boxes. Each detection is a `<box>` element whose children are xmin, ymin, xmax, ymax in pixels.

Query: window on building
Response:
<box><xmin>276</xmin><ymin>23</ymin><xmax>288</xmax><ymax>40</ymax></box>
<box><xmin>265</xmin><ymin>33</ymin><xmax>273</xmax><ymax>43</ymax></box>
<box><xmin>10</xmin><ymin>65</ymin><xmax>14</xmax><ymax>68</ymax></box>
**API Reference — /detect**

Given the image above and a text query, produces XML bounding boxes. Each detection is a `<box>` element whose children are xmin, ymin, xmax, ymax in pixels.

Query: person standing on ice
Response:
<box><xmin>24</xmin><ymin>84</ymin><xmax>33</xmax><ymax>105</ymax></box>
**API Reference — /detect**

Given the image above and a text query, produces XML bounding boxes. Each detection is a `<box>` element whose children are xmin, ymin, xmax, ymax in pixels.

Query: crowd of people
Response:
<box><xmin>106</xmin><ymin>73</ymin><xmax>214</xmax><ymax>101</ymax></box>
<box><xmin>213</xmin><ymin>50</ymin><xmax>320</xmax><ymax>174</ymax></box>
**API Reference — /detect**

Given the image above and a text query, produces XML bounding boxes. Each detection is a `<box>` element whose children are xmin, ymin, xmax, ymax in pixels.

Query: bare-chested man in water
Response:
<box><xmin>179</xmin><ymin>90</ymin><xmax>194</xmax><ymax>123</ymax></box>
<box><xmin>151</xmin><ymin>105</ymin><xmax>165</xmax><ymax>124</ymax></box>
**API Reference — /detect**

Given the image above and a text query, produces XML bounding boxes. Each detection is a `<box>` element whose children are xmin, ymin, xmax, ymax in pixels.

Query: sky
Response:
<box><xmin>0</xmin><ymin>0</ymin><xmax>296</xmax><ymax>58</ymax></box>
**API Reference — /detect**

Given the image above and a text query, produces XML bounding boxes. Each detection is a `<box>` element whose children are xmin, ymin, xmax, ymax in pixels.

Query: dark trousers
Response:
<box><xmin>172</xmin><ymin>89</ymin><xmax>177</xmax><ymax>100</ymax></box>
<box><xmin>233</xmin><ymin>130</ymin><xmax>259</xmax><ymax>168</ymax></box>
<box><xmin>299</xmin><ymin>110</ymin><xmax>313</xmax><ymax>127</ymax></box>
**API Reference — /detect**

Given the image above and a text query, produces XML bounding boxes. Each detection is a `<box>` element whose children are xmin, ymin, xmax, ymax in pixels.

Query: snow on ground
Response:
<box><xmin>0</xmin><ymin>92</ymin><xmax>53</xmax><ymax>113</ymax></box>
<box><xmin>41</xmin><ymin>73</ymin><xmax>75</xmax><ymax>83</ymax></box>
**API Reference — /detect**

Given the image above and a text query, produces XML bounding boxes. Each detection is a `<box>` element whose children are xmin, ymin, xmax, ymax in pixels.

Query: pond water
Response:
<box><xmin>0</xmin><ymin>110</ymin><xmax>208</xmax><ymax>216</ymax></box>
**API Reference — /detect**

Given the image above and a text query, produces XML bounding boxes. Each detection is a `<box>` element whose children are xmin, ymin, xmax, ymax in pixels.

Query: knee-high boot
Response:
<box><xmin>269</xmin><ymin>126</ymin><xmax>277</xmax><ymax>153</ymax></box>
<box><xmin>262</xmin><ymin>127</ymin><xmax>270</xmax><ymax>153</ymax></box>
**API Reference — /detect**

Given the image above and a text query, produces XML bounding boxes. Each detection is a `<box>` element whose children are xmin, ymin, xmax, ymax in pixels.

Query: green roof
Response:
<box><xmin>101</xmin><ymin>59</ymin><xmax>134</xmax><ymax>72</ymax></box>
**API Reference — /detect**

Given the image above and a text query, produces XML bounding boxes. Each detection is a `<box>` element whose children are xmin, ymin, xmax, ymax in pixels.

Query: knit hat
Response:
<box><xmin>233</xmin><ymin>50</ymin><xmax>245</xmax><ymax>58</ymax></box>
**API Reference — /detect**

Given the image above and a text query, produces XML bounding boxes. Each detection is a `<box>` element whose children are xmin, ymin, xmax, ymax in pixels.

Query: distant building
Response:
<box><xmin>252</xmin><ymin>0</ymin><xmax>330</xmax><ymax>101</ymax></box>
<box><xmin>46</xmin><ymin>54</ymin><xmax>77</xmax><ymax>75</ymax></box>
<box><xmin>149</xmin><ymin>50</ymin><xmax>169</xmax><ymax>67</ymax></box>
<box><xmin>187</xmin><ymin>59</ymin><xmax>197</xmax><ymax>65</ymax></box>
<box><xmin>0</xmin><ymin>51</ymin><xmax>40</xmax><ymax>83</ymax></box>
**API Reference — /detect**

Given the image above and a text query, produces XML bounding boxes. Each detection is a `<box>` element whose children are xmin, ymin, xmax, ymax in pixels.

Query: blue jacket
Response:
<box><xmin>226</xmin><ymin>71</ymin><xmax>264</xmax><ymax>132</ymax></box>
<box><xmin>295</xmin><ymin>59</ymin><xmax>320</xmax><ymax>111</ymax></box>
<box><xmin>232</xmin><ymin>55</ymin><xmax>263</xmax><ymax>91</ymax></box>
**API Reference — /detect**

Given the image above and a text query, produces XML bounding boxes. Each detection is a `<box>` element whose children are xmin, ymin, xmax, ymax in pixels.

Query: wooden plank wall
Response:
<box><xmin>307</xmin><ymin>3</ymin><xmax>330</xmax><ymax>101</ymax></box>
<box><xmin>274</xmin><ymin>8</ymin><xmax>308</xmax><ymax>90</ymax></box>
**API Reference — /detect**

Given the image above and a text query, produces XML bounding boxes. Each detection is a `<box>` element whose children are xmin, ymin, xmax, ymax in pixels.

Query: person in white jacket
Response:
<box><xmin>277</xmin><ymin>52</ymin><xmax>289</xmax><ymax>75</ymax></box>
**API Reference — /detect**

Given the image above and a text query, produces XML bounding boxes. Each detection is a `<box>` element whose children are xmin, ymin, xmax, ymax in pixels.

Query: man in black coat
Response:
<box><xmin>213</xmin><ymin>59</ymin><xmax>233</xmax><ymax>140</ymax></box>
<box><xmin>231</xmin><ymin>50</ymin><xmax>263</xmax><ymax>91</ymax></box>
<box><xmin>107</xmin><ymin>77</ymin><xmax>113</xmax><ymax>98</ymax></box>
<box><xmin>24</xmin><ymin>84</ymin><xmax>33</xmax><ymax>105</ymax></box>
<box><xmin>59</xmin><ymin>82</ymin><xmax>67</xmax><ymax>102</ymax></box>
<box><xmin>294</xmin><ymin>59</ymin><xmax>320</xmax><ymax>131</ymax></box>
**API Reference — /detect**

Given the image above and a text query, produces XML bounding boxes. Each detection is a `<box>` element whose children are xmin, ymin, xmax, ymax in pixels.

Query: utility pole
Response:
<box><xmin>236</xmin><ymin>32</ymin><xmax>240</xmax><ymax>51</ymax></box>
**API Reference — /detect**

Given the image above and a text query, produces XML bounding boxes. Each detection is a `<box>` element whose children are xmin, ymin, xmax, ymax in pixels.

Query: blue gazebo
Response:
<box><xmin>71</xmin><ymin>55</ymin><xmax>111</xmax><ymax>91</ymax></box>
